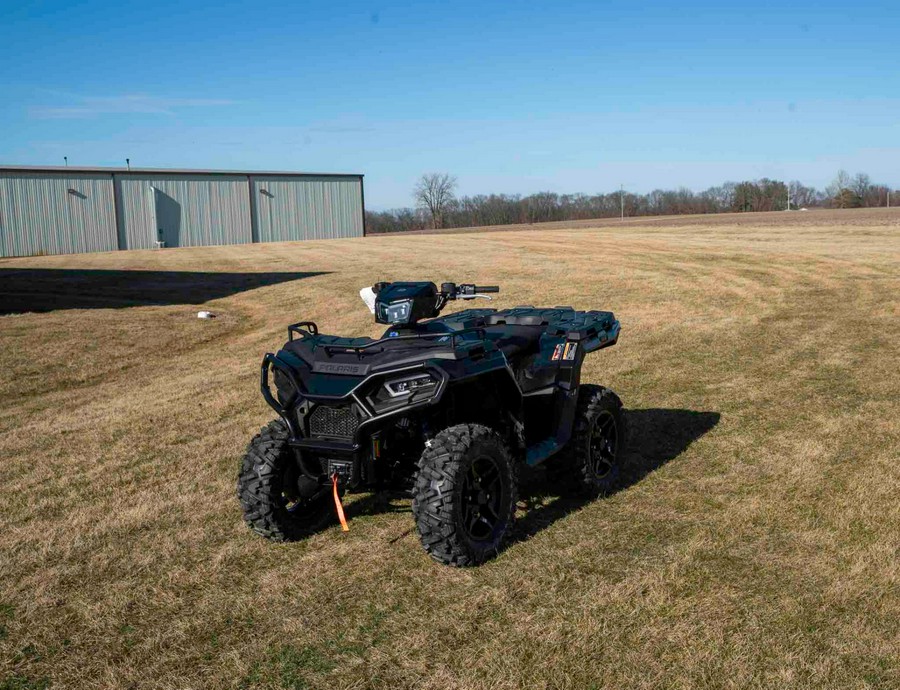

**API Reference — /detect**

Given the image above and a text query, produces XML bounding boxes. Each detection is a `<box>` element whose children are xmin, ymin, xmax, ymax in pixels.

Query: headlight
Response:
<box><xmin>384</xmin><ymin>299</ymin><xmax>412</xmax><ymax>323</ymax></box>
<box><xmin>377</xmin><ymin>299</ymin><xmax>413</xmax><ymax>324</ymax></box>
<box><xmin>384</xmin><ymin>372</ymin><xmax>437</xmax><ymax>398</ymax></box>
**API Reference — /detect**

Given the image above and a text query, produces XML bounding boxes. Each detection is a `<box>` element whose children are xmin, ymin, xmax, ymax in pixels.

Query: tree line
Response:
<box><xmin>365</xmin><ymin>170</ymin><xmax>896</xmax><ymax>234</ymax></box>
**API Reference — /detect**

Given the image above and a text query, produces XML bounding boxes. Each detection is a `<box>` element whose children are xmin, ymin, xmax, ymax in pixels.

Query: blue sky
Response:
<box><xmin>1</xmin><ymin>0</ymin><xmax>897</xmax><ymax>209</ymax></box>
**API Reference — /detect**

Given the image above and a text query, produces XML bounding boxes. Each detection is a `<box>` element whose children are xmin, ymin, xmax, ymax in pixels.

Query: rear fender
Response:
<box><xmin>550</xmin><ymin>335</ymin><xmax>587</xmax><ymax>449</ymax></box>
<box><xmin>548</xmin><ymin>316</ymin><xmax>619</xmax><ymax>440</ymax></box>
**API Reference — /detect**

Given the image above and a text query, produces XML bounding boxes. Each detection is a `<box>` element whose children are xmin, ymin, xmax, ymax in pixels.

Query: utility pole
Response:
<box><xmin>888</xmin><ymin>190</ymin><xmax>891</xmax><ymax>208</ymax></box>
<box><xmin>620</xmin><ymin>184</ymin><xmax>624</xmax><ymax>220</ymax></box>
<box><xmin>786</xmin><ymin>183</ymin><xmax>791</xmax><ymax>211</ymax></box>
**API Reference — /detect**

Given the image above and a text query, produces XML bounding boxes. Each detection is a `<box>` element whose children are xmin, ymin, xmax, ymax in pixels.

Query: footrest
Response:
<box><xmin>526</xmin><ymin>437</ymin><xmax>563</xmax><ymax>466</ymax></box>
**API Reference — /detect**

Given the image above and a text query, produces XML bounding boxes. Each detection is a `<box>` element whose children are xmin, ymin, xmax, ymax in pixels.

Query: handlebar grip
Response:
<box><xmin>476</xmin><ymin>285</ymin><xmax>500</xmax><ymax>293</ymax></box>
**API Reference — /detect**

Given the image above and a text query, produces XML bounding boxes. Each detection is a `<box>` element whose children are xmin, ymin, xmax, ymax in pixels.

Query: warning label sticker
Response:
<box><xmin>563</xmin><ymin>342</ymin><xmax>578</xmax><ymax>360</ymax></box>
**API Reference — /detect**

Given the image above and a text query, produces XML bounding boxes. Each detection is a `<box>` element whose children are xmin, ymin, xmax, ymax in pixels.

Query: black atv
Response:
<box><xmin>238</xmin><ymin>281</ymin><xmax>626</xmax><ymax>566</ymax></box>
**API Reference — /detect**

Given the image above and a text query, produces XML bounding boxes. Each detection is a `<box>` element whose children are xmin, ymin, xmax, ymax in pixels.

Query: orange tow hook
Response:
<box><xmin>331</xmin><ymin>473</ymin><xmax>349</xmax><ymax>532</ymax></box>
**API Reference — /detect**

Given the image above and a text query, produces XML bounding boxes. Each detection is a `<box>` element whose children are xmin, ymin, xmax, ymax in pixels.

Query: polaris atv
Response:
<box><xmin>238</xmin><ymin>281</ymin><xmax>626</xmax><ymax>566</ymax></box>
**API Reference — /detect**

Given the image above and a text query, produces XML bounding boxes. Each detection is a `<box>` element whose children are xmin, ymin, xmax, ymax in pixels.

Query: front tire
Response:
<box><xmin>412</xmin><ymin>424</ymin><xmax>517</xmax><ymax>567</ymax></box>
<box><xmin>558</xmin><ymin>385</ymin><xmax>627</xmax><ymax>496</ymax></box>
<box><xmin>237</xmin><ymin>419</ymin><xmax>335</xmax><ymax>541</ymax></box>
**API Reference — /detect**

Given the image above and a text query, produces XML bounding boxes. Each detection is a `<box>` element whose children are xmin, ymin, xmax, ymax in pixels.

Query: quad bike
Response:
<box><xmin>238</xmin><ymin>281</ymin><xmax>626</xmax><ymax>566</ymax></box>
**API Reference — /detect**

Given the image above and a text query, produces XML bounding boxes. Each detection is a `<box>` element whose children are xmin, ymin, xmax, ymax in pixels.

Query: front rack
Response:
<box><xmin>288</xmin><ymin>321</ymin><xmax>319</xmax><ymax>340</ymax></box>
<box><xmin>287</xmin><ymin>320</ymin><xmax>489</xmax><ymax>356</ymax></box>
<box><xmin>320</xmin><ymin>327</ymin><xmax>488</xmax><ymax>357</ymax></box>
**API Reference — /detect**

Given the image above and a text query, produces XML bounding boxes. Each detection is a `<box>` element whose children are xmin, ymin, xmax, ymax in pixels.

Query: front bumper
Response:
<box><xmin>260</xmin><ymin>352</ymin><xmax>447</xmax><ymax>451</ymax></box>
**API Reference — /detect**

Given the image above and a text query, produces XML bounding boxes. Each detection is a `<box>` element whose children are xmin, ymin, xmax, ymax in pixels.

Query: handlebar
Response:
<box><xmin>434</xmin><ymin>282</ymin><xmax>500</xmax><ymax>310</ymax></box>
<box><xmin>445</xmin><ymin>282</ymin><xmax>501</xmax><ymax>298</ymax></box>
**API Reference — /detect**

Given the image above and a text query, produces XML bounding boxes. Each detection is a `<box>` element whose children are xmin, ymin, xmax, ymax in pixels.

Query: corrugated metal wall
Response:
<box><xmin>251</xmin><ymin>175</ymin><xmax>363</xmax><ymax>242</ymax></box>
<box><xmin>0</xmin><ymin>169</ymin><xmax>365</xmax><ymax>257</ymax></box>
<box><xmin>116</xmin><ymin>174</ymin><xmax>252</xmax><ymax>250</ymax></box>
<box><xmin>0</xmin><ymin>173</ymin><xmax>118</xmax><ymax>257</ymax></box>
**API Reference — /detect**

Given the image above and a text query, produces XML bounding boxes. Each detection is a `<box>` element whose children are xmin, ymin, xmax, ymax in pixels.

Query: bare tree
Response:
<box><xmin>789</xmin><ymin>181</ymin><xmax>819</xmax><ymax>209</ymax></box>
<box><xmin>827</xmin><ymin>170</ymin><xmax>855</xmax><ymax>207</ymax></box>
<box><xmin>414</xmin><ymin>173</ymin><xmax>457</xmax><ymax>229</ymax></box>
<box><xmin>864</xmin><ymin>184</ymin><xmax>891</xmax><ymax>207</ymax></box>
<box><xmin>852</xmin><ymin>173</ymin><xmax>871</xmax><ymax>205</ymax></box>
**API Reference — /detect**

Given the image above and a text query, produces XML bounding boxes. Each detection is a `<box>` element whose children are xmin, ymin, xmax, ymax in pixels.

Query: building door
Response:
<box><xmin>152</xmin><ymin>187</ymin><xmax>181</xmax><ymax>247</ymax></box>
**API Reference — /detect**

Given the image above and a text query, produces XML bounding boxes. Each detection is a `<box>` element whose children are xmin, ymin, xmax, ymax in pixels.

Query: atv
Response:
<box><xmin>238</xmin><ymin>281</ymin><xmax>626</xmax><ymax>566</ymax></box>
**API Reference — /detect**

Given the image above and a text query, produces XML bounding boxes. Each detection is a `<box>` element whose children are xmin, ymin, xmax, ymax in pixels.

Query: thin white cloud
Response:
<box><xmin>307</xmin><ymin>124</ymin><xmax>375</xmax><ymax>134</ymax></box>
<box><xmin>30</xmin><ymin>94</ymin><xmax>237</xmax><ymax>119</ymax></box>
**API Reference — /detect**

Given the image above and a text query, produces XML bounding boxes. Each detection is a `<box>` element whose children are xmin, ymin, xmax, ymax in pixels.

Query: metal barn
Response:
<box><xmin>0</xmin><ymin>166</ymin><xmax>365</xmax><ymax>258</ymax></box>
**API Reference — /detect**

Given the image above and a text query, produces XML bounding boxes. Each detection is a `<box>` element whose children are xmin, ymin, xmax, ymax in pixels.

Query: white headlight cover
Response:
<box><xmin>359</xmin><ymin>286</ymin><xmax>377</xmax><ymax>314</ymax></box>
<box><xmin>384</xmin><ymin>372</ymin><xmax>438</xmax><ymax>398</ymax></box>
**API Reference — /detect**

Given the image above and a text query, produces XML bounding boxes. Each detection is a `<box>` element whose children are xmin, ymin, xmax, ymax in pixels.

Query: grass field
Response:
<box><xmin>1</xmin><ymin>209</ymin><xmax>898</xmax><ymax>689</ymax></box>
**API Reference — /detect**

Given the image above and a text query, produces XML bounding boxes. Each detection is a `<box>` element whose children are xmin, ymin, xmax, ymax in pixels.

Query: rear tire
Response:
<box><xmin>557</xmin><ymin>385</ymin><xmax>627</xmax><ymax>496</ymax></box>
<box><xmin>412</xmin><ymin>424</ymin><xmax>517</xmax><ymax>567</ymax></box>
<box><xmin>237</xmin><ymin>419</ymin><xmax>335</xmax><ymax>541</ymax></box>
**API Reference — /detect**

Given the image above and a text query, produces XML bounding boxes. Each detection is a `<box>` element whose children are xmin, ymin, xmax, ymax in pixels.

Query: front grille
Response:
<box><xmin>308</xmin><ymin>405</ymin><xmax>359</xmax><ymax>439</ymax></box>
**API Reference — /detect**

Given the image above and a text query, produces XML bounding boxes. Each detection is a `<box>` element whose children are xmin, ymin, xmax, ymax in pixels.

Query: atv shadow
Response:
<box><xmin>0</xmin><ymin>268</ymin><xmax>329</xmax><ymax>314</ymax></box>
<box><xmin>509</xmin><ymin>408</ymin><xmax>721</xmax><ymax>545</ymax></box>
<box><xmin>302</xmin><ymin>408</ymin><xmax>720</xmax><ymax>551</ymax></box>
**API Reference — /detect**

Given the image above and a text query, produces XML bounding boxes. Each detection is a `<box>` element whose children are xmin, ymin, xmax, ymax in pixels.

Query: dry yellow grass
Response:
<box><xmin>1</xmin><ymin>209</ymin><xmax>898</xmax><ymax>689</ymax></box>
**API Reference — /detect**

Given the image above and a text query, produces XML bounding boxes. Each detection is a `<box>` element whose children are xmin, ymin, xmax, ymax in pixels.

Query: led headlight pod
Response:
<box><xmin>384</xmin><ymin>372</ymin><xmax>437</xmax><ymax>398</ymax></box>
<box><xmin>378</xmin><ymin>299</ymin><xmax>413</xmax><ymax>325</ymax></box>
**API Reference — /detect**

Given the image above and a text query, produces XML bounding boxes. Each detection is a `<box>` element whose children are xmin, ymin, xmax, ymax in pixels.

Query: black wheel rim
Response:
<box><xmin>460</xmin><ymin>455</ymin><xmax>504</xmax><ymax>542</ymax></box>
<box><xmin>589</xmin><ymin>411</ymin><xmax>618</xmax><ymax>479</ymax></box>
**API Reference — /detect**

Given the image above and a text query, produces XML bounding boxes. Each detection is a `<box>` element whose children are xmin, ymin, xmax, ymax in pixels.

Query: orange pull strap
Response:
<box><xmin>332</xmin><ymin>473</ymin><xmax>349</xmax><ymax>532</ymax></box>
